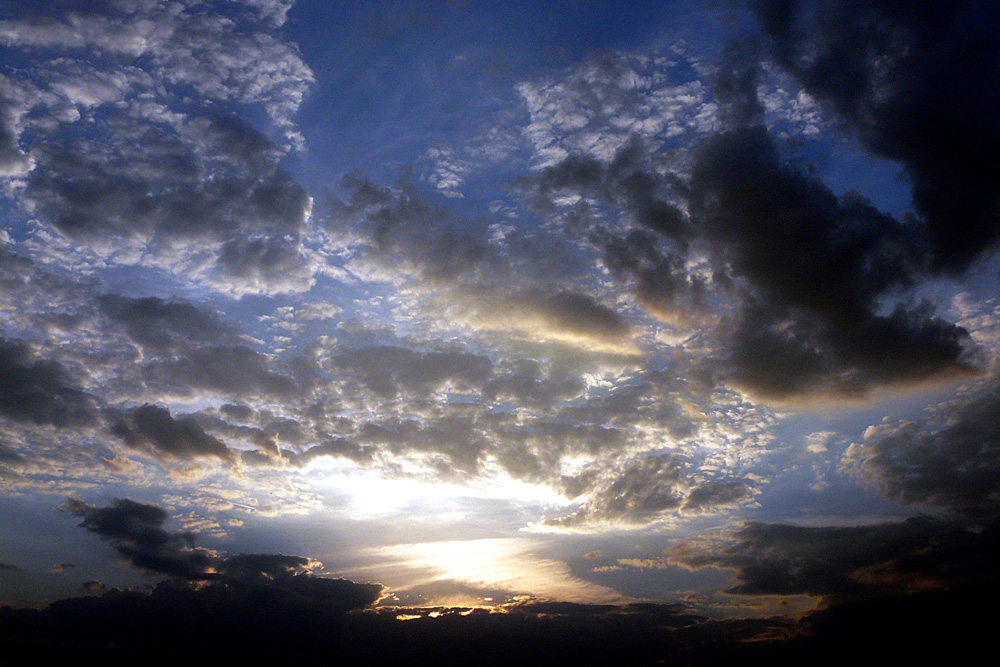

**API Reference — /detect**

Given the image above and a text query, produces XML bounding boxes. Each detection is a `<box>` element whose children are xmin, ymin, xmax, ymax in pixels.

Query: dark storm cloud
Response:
<box><xmin>63</xmin><ymin>498</ymin><xmax>213</xmax><ymax>580</ymax></box>
<box><xmin>334</xmin><ymin>345</ymin><xmax>492</xmax><ymax>400</ymax></box>
<box><xmin>845</xmin><ymin>382</ymin><xmax>1000</xmax><ymax>517</ymax></box>
<box><xmin>533</xmin><ymin>127</ymin><xmax>973</xmax><ymax>399</ymax></box>
<box><xmin>752</xmin><ymin>0</ymin><xmax>1000</xmax><ymax>271</ymax></box>
<box><xmin>97</xmin><ymin>295</ymin><xmax>237</xmax><ymax>349</ymax></box>
<box><xmin>62</xmin><ymin>498</ymin><xmax>383</xmax><ymax>611</ymax></box>
<box><xmin>713</xmin><ymin>39</ymin><xmax>764</xmax><ymax>128</ymax></box>
<box><xmin>0</xmin><ymin>337</ymin><xmax>98</xmax><ymax>427</ymax></box>
<box><xmin>109</xmin><ymin>404</ymin><xmax>232</xmax><ymax>462</ymax></box>
<box><xmin>689</xmin><ymin>126</ymin><xmax>971</xmax><ymax>398</ymax></box>
<box><xmin>671</xmin><ymin>516</ymin><xmax>1000</xmax><ymax>600</ymax></box>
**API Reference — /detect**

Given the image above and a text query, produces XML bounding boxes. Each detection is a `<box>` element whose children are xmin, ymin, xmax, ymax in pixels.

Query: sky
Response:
<box><xmin>2</xmin><ymin>0</ymin><xmax>1000</xmax><ymax>663</ymax></box>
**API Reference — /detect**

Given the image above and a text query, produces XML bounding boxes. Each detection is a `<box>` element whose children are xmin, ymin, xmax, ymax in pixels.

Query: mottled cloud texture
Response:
<box><xmin>2</xmin><ymin>1</ymin><xmax>1000</xmax><ymax>662</ymax></box>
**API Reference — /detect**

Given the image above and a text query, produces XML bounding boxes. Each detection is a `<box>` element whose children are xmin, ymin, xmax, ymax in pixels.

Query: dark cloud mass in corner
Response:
<box><xmin>535</xmin><ymin>125</ymin><xmax>973</xmax><ymax>398</ymax></box>
<box><xmin>752</xmin><ymin>0</ymin><xmax>1000</xmax><ymax>271</ymax></box>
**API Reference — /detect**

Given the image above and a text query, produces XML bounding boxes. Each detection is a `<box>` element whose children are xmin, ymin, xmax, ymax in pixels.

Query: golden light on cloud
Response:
<box><xmin>364</xmin><ymin>538</ymin><xmax>627</xmax><ymax>606</ymax></box>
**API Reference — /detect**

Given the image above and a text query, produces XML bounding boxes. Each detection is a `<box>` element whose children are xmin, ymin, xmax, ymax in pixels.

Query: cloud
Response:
<box><xmin>0</xmin><ymin>337</ymin><xmax>98</xmax><ymax>427</ymax></box>
<box><xmin>530</xmin><ymin>127</ymin><xmax>975</xmax><ymax>400</ymax></box>
<box><xmin>0</xmin><ymin>1</ymin><xmax>312</xmax><ymax>130</ymax></box>
<box><xmin>472</xmin><ymin>290</ymin><xmax>633</xmax><ymax>352</ymax></box>
<box><xmin>0</xmin><ymin>96</ymin><xmax>34</xmax><ymax>177</ymax></box>
<box><xmin>333</xmin><ymin>345</ymin><xmax>493</xmax><ymax>400</ymax></box>
<box><xmin>844</xmin><ymin>381</ymin><xmax>1000</xmax><ymax>516</ymax></box>
<box><xmin>97</xmin><ymin>295</ymin><xmax>237</xmax><ymax>350</ymax></box>
<box><xmin>299</xmin><ymin>438</ymin><xmax>375</xmax><ymax>465</ymax></box>
<box><xmin>63</xmin><ymin>497</ymin><xmax>214</xmax><ymax>580</ymax></box>
<box><xmin>142</xmin><ymin>344</ymin><xmax>307</xmax><ymax>399</ymax></box>
<box><xmin>24</xmin><ymin>113</ymin><xmax>315</xmax><ymax>294</ymax></box>
<box><xmin>483</xmin><ymin>359</ymin><xmax>586</xmax><ymax>409</ymax></box>
<box><xmin>332</xmin><ymin>175</ymin><xmax>633</xmax><ymax>351</ymax></box>
<box><xmin>109</xmin><ymin>404</ymin><xmax>232</xmax><ymax>462</ymax></box>
<box><xmin>62</xmin><ymin>497</ymin><xmax>383</xmax><ymax>610</ymax></box>
<box><xmin>0</xmin><ymin>1</ymin><xmax>316</xmax><ymax>295</ymax></box>
<box><xmin>670</xmin><ymin>516</ymin><xmax>1000</xmax><ymax>601</ymax></box>
<box><xmin>752</xmin><ymin>0</ymin><xmax>1000</xmax><ymax>271</ymax></box>
<box><xmin>685</xmin><ymin>126</ymin><xmax>973</xmax><ymax>398</ymax></box>
<box><xmin>544</xmin><ymin>454</ymin><xmax>757</xmax><ymax>528</ymax></box>
<box><xmin>516</xmin><ymin>50</ymin><xmax>717</xmax><ymax>167</ymax></box>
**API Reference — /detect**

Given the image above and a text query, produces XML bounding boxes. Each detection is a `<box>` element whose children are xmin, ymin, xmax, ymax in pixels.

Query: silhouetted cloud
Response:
<box><xmin>63</xmin><ymin>498</ymin><xmax>214</xmax><ymax>580</ymax></box>
<box><xmin>61</xmin><ymin>498</ymin><xmax>383</xmax><ymax>610</ymax></box>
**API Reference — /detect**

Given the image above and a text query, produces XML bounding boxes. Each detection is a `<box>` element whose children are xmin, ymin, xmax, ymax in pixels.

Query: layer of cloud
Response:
<box><xmin>0</xmin><ymin>1</ymin><xmax>316</xmax><ymax>295</ymax></box>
